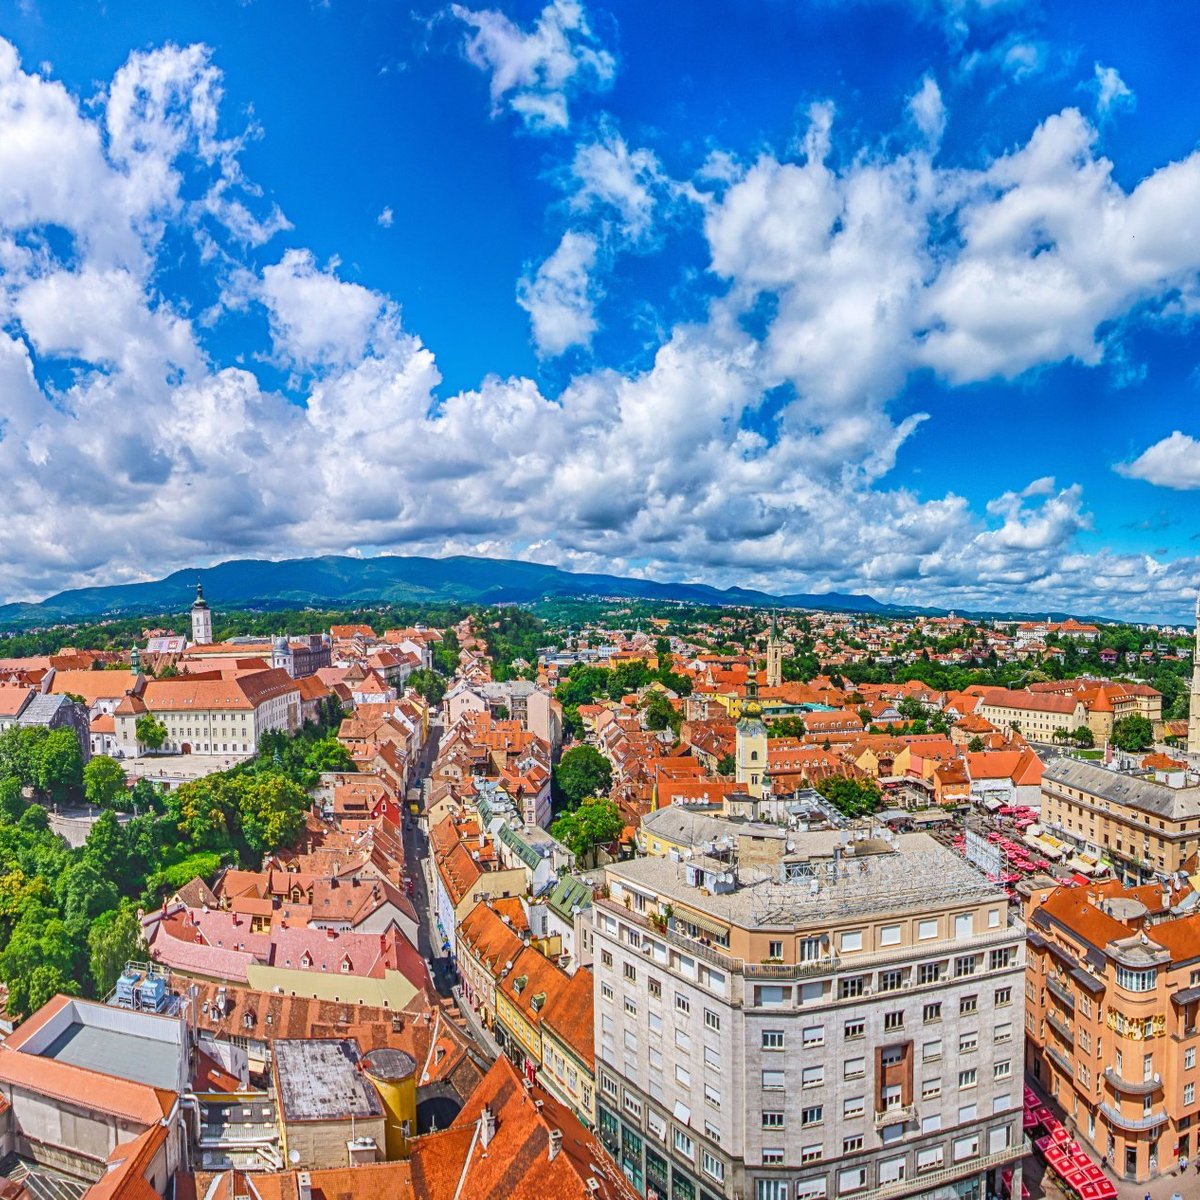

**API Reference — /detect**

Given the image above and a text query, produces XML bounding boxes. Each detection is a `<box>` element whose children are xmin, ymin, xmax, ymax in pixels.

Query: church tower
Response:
<box><xmin>190</xmin><ymin>581</ymin><xmax>213</xmax><ymax>646</ymax></box>
<box><xmin>765</xmin><ymin>612</ymin><xmax>784</xmax><ymax>689</ymax></box>
<box><xmin>1189</xmin><ymin>592</ymin><xmax>1200</xmax><ymax>755</ymax></box>
<box><xmin>736</xmin><ymin>680</ymin><xmax>769</xmax><ymax>801</ymax></box>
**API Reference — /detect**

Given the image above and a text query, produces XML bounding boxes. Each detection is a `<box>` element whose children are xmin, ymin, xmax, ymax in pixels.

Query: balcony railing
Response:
<box><xmin>1046</xmin><ymin>975</ymin><xmax>1075</xmax><ymax>1009</ymax></box>
<box><xmin>1103</xmin><ymin>1067</ymin><xmax>1162</xmax><ymax>1096</ymax></box>
<box><xmin>1046</xmin><ymin>1011</ymin><xmax>1074</xmax><ymax>1045</ymax></box>
<box><xmin>1098</xmin><ymin>1101</ymin><xmax>1169</xmax><ymax>1132</ymax></box>
<box><xmin>871</xmin><ymin>1141</ymin><xmax>1027</xmax><ymax>1200</ymax></box>
<box><xmin>874</xmin><ymin>1104</ymin><xmax>917</xmax><ymax>1129</ymax></box>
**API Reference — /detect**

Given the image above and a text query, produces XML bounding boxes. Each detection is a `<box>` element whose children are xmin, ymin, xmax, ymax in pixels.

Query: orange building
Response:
<box><xmin>1022</xmin><ymin>877</ymin><xmax>1200</xmax><ymax>1183</ymax></box>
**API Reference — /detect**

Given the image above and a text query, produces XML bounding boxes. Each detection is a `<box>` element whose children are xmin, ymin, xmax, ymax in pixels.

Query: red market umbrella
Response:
<box><xmin>1034</xmin><ymin>1135</ymin><xmax>1053</xmax><ymax>1154</ymax></box>
<box><xmin>1034</xmin><ymin>1106</ymin><xmax>1055</xmax><ymax>1125</ymax></box>
<box><xmin>1070</xmin><ymin>1151</ymin><xmax>1093</xmax><ymax>1170</ymax></box>
<box><xmin>1022</xmin><ymin>1111</ymin><xmax>1040</xmax><ymax>1132</ymax></box>
<box><xmin>1077</xmin><ymin>1181</ymin><xmax>1117</xmax><ymax>1200</ymax></box>
<box><xmin>1050</xmin><ymin>1125</ymin><xmax>1073</xmax><ymax>1144</ymax></box>
<box><xmin>1063</xmin><ymin>1168</ymin><xmax>1089</xmax><ymax>1190</ymax></box>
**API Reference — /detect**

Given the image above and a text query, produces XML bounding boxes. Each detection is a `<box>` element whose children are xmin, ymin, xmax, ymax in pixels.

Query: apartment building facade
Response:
<box><xmin>1041</xmin><ymin>757</ymin><xmax>1200</xmax><ymax>884</ymax></box>
<box><xmin>1022</xmin><ymin>877</ymin><xmax>1200</xmax><ymax>1182</ymax></box>
<box><xmin>592</xmin><ymin>831</ymin><xmax>1027</xmax><ymax>1200</ymax></box>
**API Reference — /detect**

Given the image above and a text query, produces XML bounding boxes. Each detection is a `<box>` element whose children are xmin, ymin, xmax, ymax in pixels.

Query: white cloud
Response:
<box><xmin>516</xmin><ymin>230</ymin><xmax>599</xmax><ymax>355</ymax></box>
<box><xmin>1093</xmin><ymin>62</ymin><xmax>1134</xmax><ymax>116</ymax></box>
<box><xmin>3</xmin><ymin>38</ymin><xmax>1200</xmax><ymax>620</ymax></box>
<box><xmin>1118</xmin><ymin>432</ymin><xmax>1200</xmax><ymax>490</ymax></box>
<box><xmin>448</xmin><ymin>0</ymin><xmax>615</xmax><ymax>132</ymax></box>
<box><xmin>259</xmin><ymin>249</ymin><xmax>398</xmax><ymax>372</ymax></box>
<box><xmin>570</xmin><ymin>133</ymin><xmax>665</xmax><ymax>239</ymax></box>
<box><xmin>377</xmin><ymin>206</ymin><xmax>394</xmax><ymax>228</ymax></box>
<box><xmin>907</xmin><ymin>75</ymin><xmax>946</xmax><ymax>145</ymax></box>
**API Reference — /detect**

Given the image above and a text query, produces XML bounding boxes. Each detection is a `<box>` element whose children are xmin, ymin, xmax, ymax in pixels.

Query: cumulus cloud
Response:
<box><xmin>1118</xmin><ymin>432</ymin><xmax>1200</xmax><ymax>490</ymax></box>
<box><xmin>448</xmin><ymin>0</ymin><xmax>615</xmax><ymax>132</ymax></box>
<box><xmin>3</xmin><ymin>37</ymin><xmax>1200</xmax><ymax>620</ymax></box>
<box><xmin>570</xmin><ymin>133</ymin><xmax>666</xmax><ymax>239</ymax></box>
<box><xmin>907</xmin><ymin>75</ymin><xmax>946</xmax><ymax>145</ymax></box>
<box><xmin>1093</xmin><ymin>62</ymin><xmax>1135</xmax><ymax>116</ymax></box>
<box><xmin>516</xmin><ymin>230</ymin><xmax>599</xmax><ymax>355</ymax></box>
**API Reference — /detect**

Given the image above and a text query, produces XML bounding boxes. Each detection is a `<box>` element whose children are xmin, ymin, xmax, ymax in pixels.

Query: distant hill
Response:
<box><xmin>0</xmin><ymin>553</ymin><xmax>894</xmax><ymax>629</ymax></box>
<box><xmin>0</xmin><ymin>553</ymin><xmax>1126</xmax><ymax>630</ymax></box>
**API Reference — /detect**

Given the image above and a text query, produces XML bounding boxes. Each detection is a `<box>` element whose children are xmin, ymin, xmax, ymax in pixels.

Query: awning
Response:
<box><xmin>676</xmin><ymin>908</ymin><xmax>731</xmax><ymax>939</ymax></box>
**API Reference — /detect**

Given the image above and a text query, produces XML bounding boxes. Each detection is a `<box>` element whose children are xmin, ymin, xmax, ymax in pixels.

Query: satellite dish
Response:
<box><xmin>289</xmin><ymin>1150</ymin><xmax>301</xmax><ymax>1165</ymax></box>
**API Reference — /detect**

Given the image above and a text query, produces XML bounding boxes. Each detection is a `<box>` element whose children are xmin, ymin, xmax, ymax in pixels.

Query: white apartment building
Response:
<box><xmin>113</xmin><ymin>668</ymin><xmax>300</xmax><ymax>757</ymax></box>
<box><xmin>591</xmin><ymin>830</ymin><xmax>1027</xmax><ymax>1200</ymax></box>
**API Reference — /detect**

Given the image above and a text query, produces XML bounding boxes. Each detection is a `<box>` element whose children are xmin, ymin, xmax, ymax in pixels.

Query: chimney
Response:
<box><xmin>479</xmin><ymin>1106</ymin><xmax>496</xmax><ymax>1149</ymax></box>
<box><xmin>297</xmin><ymin>1173</ymin><xmax>312</xmax><ymax>1200</ymax></box>
<box><xmin>548</xmin><ymin>1129</ymin><xmax>563</xmax><ymax>1162</ymax></box>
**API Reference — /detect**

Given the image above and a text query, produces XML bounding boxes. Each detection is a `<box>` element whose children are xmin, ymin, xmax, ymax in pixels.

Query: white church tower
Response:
<box><xmin>1189</xmin><ymin>592</ymin><xmax>1200</xmax><ymax>755</ymax></box>
<box><xmin>736</xmin><ymin>681</ymin><xmax>769</xmax><ymax>800</ymax></box>
<box><xmin>190</xmin><ymin>581</ymin><xmax>213</xmax><ymax>646</ymax></box>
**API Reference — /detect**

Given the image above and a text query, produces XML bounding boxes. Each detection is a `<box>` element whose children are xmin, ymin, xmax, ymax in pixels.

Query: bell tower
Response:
<box><xmin>736</xmin><ymin>685</ymin><xmax>768</xmax><ymax>801</ymax></box>
<box><xmin>1189</xmin><ymin>593</ymin><xmax>1200</xmax><ymax>755</ymax></box>
<box><xmin>765</xmin><ymin>611</ymin><xmax>784</xmax><ymax>689</ymax></box>
<box><xmin>190</xmin><ymin>581</ymin><xmax>213</xmax><ymax>646</ymax></box>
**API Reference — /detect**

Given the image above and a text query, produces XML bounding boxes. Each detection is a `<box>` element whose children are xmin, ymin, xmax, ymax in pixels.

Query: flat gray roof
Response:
<box><xmin>1044</xmin><ymin>757</ymin><xmax>1200</xmax><ymax>821</ymax></box>
<box><xmin>609</xmin><ymin>831</ymin><xmax>1003</xmax><ymax>929</ymax></box>
<box><xmin>41</xmin><ymin>1022</ymin><xmax>181</xmax><ymax>1091</ymax></box>
<box><xmin>273</xmin><ymin>1039</ymin><xmax>383</xmax><ymax>1122</ymax></box>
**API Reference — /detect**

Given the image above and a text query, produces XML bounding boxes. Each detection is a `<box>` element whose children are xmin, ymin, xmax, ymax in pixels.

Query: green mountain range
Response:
<box><xmin>0</xmin><ymin>554</ymin><xmax>890</xmax><ymax>628</ymax></box>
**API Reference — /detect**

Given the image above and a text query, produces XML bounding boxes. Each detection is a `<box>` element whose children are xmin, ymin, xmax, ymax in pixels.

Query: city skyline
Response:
<box><xmin>1</xmin><ymin>1</ymin><xmax>1200</xmax><ymax>618</ymax></box>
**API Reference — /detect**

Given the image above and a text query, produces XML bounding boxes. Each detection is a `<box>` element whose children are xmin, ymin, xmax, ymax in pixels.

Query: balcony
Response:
<box><xmin>1046</xmin><ymin>976</ymin><xmax>1075</xmax><ymax>1009</ymax></box>
<box><xmin>1103</xmin><ymin>1067</ymin><xmax>1162</xmax><ymax>1096</ymax></box>
<box><xmin>874</xmin><ymin>1104</ymin><xmax>917</xmax><ymax>1130</ymax></box>
<box><xmin>1046</xmin><ymin>1011</ymin><xmax>1074</xmax><ymax>1045</ymax></box>
<box><xmin>871</xmin><ymin>1141</ymin><xmax>1027</xmax><ymax>1200</ymax></box>
<box><xmin>1098</xmin><ymin>1101</ymin><xmax>1169</xmax><ymax>1132</ymax></box>
<box><xmin>1047</xmin><ymin>1046</ymin><xmax>1073</xmax><ymax>1076</ymax></box>
<box><xmin>1170</xmin><ymin>1025</ymin><xmax>1198</xmax><ymax>1043</ymax></box>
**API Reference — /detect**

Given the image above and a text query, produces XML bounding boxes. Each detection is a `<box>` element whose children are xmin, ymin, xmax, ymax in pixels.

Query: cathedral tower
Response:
<box><xmin>1189</xmin><ymin>593</ymin><xmax>1200</xmax><ymax>755</ymax></box>
<box><xmin>765</xmin><ymin>611</ymin><xmax>784</xmax><ymax>689</ymax></box>
<box><xmin>190</xmin><ymin>581</ymin><xmax>213</xmax><ymax>646</ymax></box>
<box><xmin>736</xmin><ymin>681</ymin><xmax>769</xmax><ymax>801</ymax></box>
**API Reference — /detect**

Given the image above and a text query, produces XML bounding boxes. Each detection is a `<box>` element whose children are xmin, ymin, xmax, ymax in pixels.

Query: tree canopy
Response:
<box><xmin>1112</xmin><ymin>714</ymin><xmax>1154</xmax><ymax>753</ymax></box>
<box><xmin>552</xmin><ymin>745</ymin><xmax>613</xmax><ymax>811</ymax></box>
<box><xmin>550</xmin><ymin>796</ymin><xmax>624</xmax><ymax>863</ymax></box>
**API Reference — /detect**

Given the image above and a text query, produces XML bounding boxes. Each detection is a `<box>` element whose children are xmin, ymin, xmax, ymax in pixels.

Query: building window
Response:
<box><xmin>844</xmin><ymin>1019</ymin><xmax>865</xmax><ymax>1040</ymax></box>
<box><xmin>842</xmin><ymin>1137</ymin><xmax>864</xmax><ymax>1155</ymax></box>
<box><xmin>918</xmin><ymin>962</ymin><xmax>942</xmax><ymax>985</ymax></box>
<box><xmin>960</xmin><ymin>995</ymin><xmax>978</xmax><ymax>1015</ymax></box>
<box><xmin>923</xmin><ymin>1040</ymin><xmax>942</xmax><ymax>1062</ymax></box>
<box><xmin>802</xmin><ymin>1026</ymin><xmax>823</xmax><ymax>1047</ymax></box>
<box><xmin>601</xmin><ymin>950</ymin><xmax>613</xmax><ymax>967</ymax></box>
<box><xmin>624</xmin><ymin>962</ymin><xmax>637</xmax><ymax>982</ymax></box>
<box><xmin>995</xmin><ymin>1022</ymin><xmax>1012</xmax><ymax>1043</ymax></box>
<box><xmin>768</xmin><ymin>940</ymin><xmax>784</xmax><ymax>959</ymax></box>
<box><xmin>674</xmin><ymin>1129</ymin><xmax>695</xmax><ymax>1159</ymax></box>
<box><xmin>762</xmin><ymin>1110</ymin><xmax>785</xmax><ymax>1128</ymax></box>
<box><xmin>1187</xmin><ymin>1083</ymin><xmax>1196</xmax><ymax>1106</ymax></box>
<box><xmin>802</xmin><ymin>1066</ymin><xmax>824</xmax><ymax>1089</ymax></box>
<box><xmin>648</xmin><ymin>976</ymin><xmax>662</xmax><ymax>999</ymax></box>
<box><xmin>802</xmin><ymin>1105</ymin><xmax>823</xmax><ymax>1127</ymax></box>
<box><xmin>959</xmin><ymin>1033</ymin><xmax>978</xmax><ymax>1053</ymax></box>
<box><xmin>922</xmin><ymin>1078</ymin><xmax>941</xmax><ymax>1100</ymax></box>
<box><xmin>990</xmin><ymin>948</ymin><xmax>1015</xmax><ymax>970</ymax></box>
<box><xmin>704</xmin><ymin>1009</ymin><xmax>721</xmax><ymax>1031</ymax></box>
<box><xmin>843</xmin><ymin>1096</ymin><xmax>865</xmax><ymax>1118</ymax></box>
<box><xmin>844</xmin><ymin>1057</ymin><xmax>865</xmax><ymax>1080</ymax></box>
<box><xmin>880</xmin><ymin>924</ymin><xmax>901</xmax><ymax>946</ymax></box>
<box><xmin>762</xmin><ymin>1069</ymin><xmax>785</xmax><ymax>1090</ymax></box>
<box><xmin>839</xmin><ymin>977</ymin><xmax>865</xmax><ymax>999</ymax></box>
<box><xmin>954</xmin><ymin>955</ymin><xmax>978</xmax><ymax>978</ymax></box>
<box><xmin>704</xmin><ymin>1082</ymin><xmax>721</xmax><ymax>1109</ymax></box>
<box><xmin>701</xmin><ymin>1151</ymin><xmax>724</xmax><ymax>1182</ymax></box>
<box><xmin>995</xmin><ymin>1061</ymin><xmax>1011</xmax><ymax>1080</ymax></box>
<box><xmin>995</xmin><ymin>986</ymin><xmax>1012</xmax><ymax>1006</ymax></box>
<box><xmin>625</xmin><ymin>998</ymin><xmax>638</xmax><ymax>1017</ymax></box>
<box><xmin>918</xmin><ymin>918</ymin><xmax>938</xmax><ymax>940</ymax></box>
<box><xmin>801</xmin><ymin>1144</ymin><xmax>823</xmax><ymax>1163</ymax></box>
<box><xmin>1187</xmin><ymin>1048</ymin><xmax>1196</xmax><ymax>1070</ymax></box>
<box><xmin>959</xmin><ymin>1068</ymin><xmax>977</xmax><ymax>1089</ymax></box>
<box><xmin>762</xmin><ymin>1029</ymin><xmax>785</xmax><ymax>1051</ymax></box>
<box><xmin>923</xmin><ymin>1002</ymin><xmax>942</xmax><ymax>1023</ymax></box>
<box><xmin>759</xmin><ymin>1153</ymin><xmax>785</xmax><ymax>1170</ymax></box>
<box><xmin>1117</xmin><ymin>965</ymin><xmax>1157</xmax><ymax>993</ymax></box>
<box><xmin>675</xmin><ymin>993</ymin><xmax>691</xmax><ymax>1015</ymax></box>
<box><xmin>884</xmin><ymin>1011</ymin><xmax>904</xmax><ymax>1031</ymax></box>
<box><xmin>880</xmin><ymin>969</ymin><xmax>904</xmax><ymax>992</ymax></box>
<box><xmin>841</xmin><ymin>930</ymin><xmax>863</xmax><ymax>952</ymax></box>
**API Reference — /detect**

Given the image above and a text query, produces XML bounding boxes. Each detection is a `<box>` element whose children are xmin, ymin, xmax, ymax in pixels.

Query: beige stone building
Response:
<box><xmin>1041</xmin><ymin>757</ymin><xmax>1200</xmax><ymax>884</ymax></box>
<box><xmin>592</xmin><ymin>830</ymin><xmax>1026</xmax><ymax>1200</ymax></box>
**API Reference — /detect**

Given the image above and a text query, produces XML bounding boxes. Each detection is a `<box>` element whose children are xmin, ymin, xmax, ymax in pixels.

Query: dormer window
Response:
<box><xmin>300</xmin><ymin>952</ymin><xmax>313</xmax><ymax>969</ymax></box>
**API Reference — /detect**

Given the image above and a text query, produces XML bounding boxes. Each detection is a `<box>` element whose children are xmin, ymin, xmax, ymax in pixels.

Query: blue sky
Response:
<box><xmin>1</xmin><ymin>0</ymin><xmax>1199</xmax><ymax>620</ymax></box>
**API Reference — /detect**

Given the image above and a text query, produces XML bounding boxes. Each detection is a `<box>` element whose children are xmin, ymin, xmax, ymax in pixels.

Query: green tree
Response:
<box><xmin>815</xmin><ymin>776</ymin><xmax>882</xmax><ymax>818</ymax></box>
<box><xmin>240</xmin><ymin>775</ymin><xmax>310</xmax><ymax>854</ymax></box>
<box><xmin>81</xmin><ymin>811</ymin><xmax>130</xmax><ymax>880</ymax></box>
<box><xmin>1112</xmin><ymin>714</ymin><xmax>1154</xmax><ymax>753</ymax></box>
<box><xmin>551</xmin><ymin>796</ymin><xmax>624</xmax><ymax>863</ymax></box>
<box><xmin>0</xmin><ymin>726</ymin><xmax>48</xmax><ymax>789</ymax></box>
<box><xmin>967</xmin><ymin>735</ymin><xmax>985</xmax><ymax>753</ymax></box>
<box><xmin>135</xmin><ymin>713</ymin><xmax>168</xmax><ymax>752</ymax></box>
<box><xmin>1069</xmin><ymin>726</ymin><xmax>1095</xmax><ymax>748</ymax></box>
<box><xmin>0</xmin><ymin>776</ymin><xmax>23</xmax><ymax>822</ymax></box>
<box><xmin>37</xmin><ymin>729</ymin><xmax>83</xmax><ymax>801</ymax></box>
<box><xmin>767</xmin><ymin>715</ymin><xmax>807</xmax><ymax>739</ymax></box>
<box><xmin>716</xmin><ymin>754</ymin><xmax>735</xmax><ymax>777</ymax></box>
<box><xmin>88</xmin><ymin>904</ymin><xmax>145</xmax><ymax>997</ymax></box>
<box><xmin>302</xmin><ymin>736</ymin><xmax>355</xmax><ymax>783</ymax></box>
<box><xmin>552</xmin><ymin>745</ymin><xmax>613</xmax><ymax>811</ymax></box>
<box><xmin>406</xmin><ymin>668</ymin><xmax>446</xmax><ymax>706</ymax></box>
<box><xmin>55</xmin><ymin>860</ymin><xmax>120</xmax><ymax>926</ymax></box>
<box><xmin>643</xmin><ymin>692</ymin><xmax>680</xmax><ymax>735</ymax></box>
<box><xmin>83</xmin><ymin>755</ymin><xmax>128</xmax><ymax>809</ymax></box>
